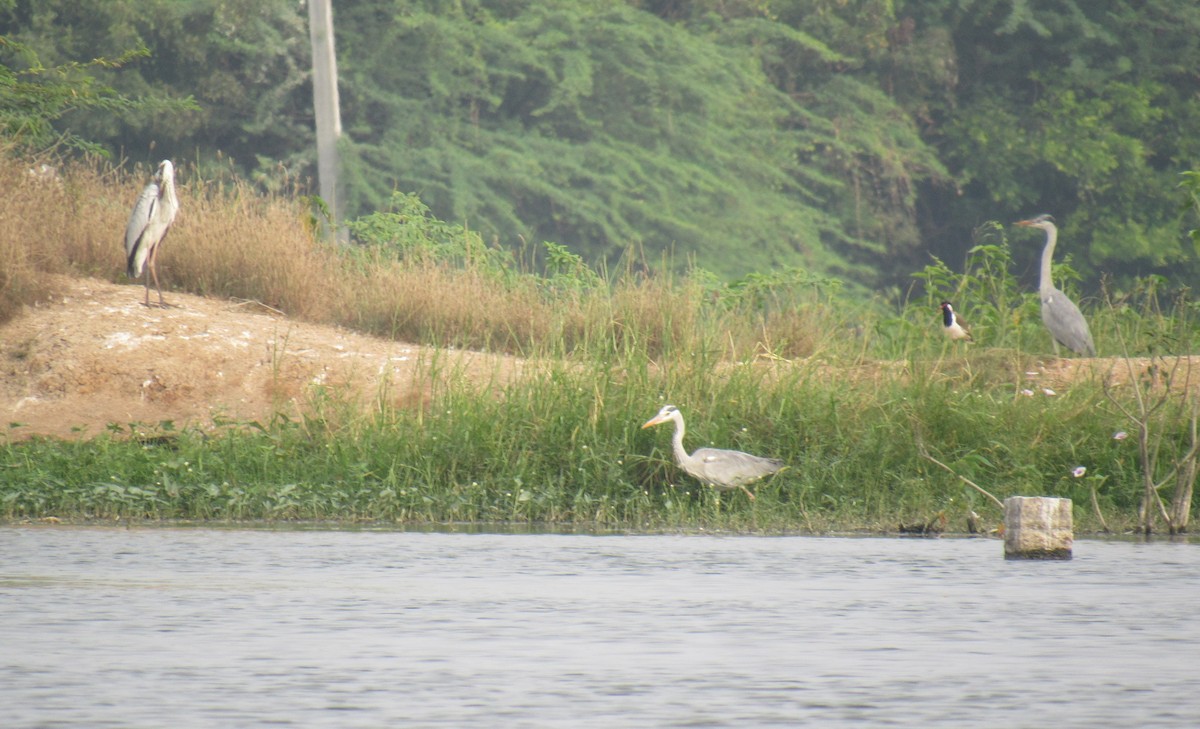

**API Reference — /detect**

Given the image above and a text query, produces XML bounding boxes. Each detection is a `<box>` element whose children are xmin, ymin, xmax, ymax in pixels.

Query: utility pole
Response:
<box><xmin>307</xmin><ymin>0</ymin><xmax>345</xmax><ymax>241</ymax></box>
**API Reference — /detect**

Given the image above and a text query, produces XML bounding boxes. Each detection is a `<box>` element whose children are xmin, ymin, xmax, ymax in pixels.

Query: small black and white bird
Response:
<box><xmin>939</xmin><ymin>301</ymin><xmax>973</xmax><ymax>342</ymax></box>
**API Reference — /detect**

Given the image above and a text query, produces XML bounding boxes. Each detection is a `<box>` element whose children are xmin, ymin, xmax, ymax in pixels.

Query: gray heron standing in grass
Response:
<box><xmin>125</xmin><ymin>159</ymin><xmax>179</xmax><ymax>307</ymax></box>
<box><xmin>641</xmin><ymin>405</ymin><xmax>785</xmax><ymax>500</ymax></box>
<box><xmin>1015</xmin><ymin>214</ymin><xmax>1095</xmax><ymax>356</ymax></box>
<box><xmin>939</xmin><ymin>301</ymin><xmax>973</xmax><ymax>342</ymax></box>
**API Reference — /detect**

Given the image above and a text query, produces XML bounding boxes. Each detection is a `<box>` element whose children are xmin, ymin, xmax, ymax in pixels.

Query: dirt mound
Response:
<box><xmin>0</xmin><ymin>277</ymin><xmax>526</xmax><ymax>440</ymax></box>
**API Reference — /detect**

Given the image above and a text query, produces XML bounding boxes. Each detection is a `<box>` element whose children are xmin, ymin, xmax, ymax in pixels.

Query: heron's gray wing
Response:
<box><xmin>1042</xmin><ymin>289</ymin><xmax>1095</xmax><ymax>355</ymax></box>
<box><xmin>690</xmin><ymin>447</ymin><xmax>785</xmax><ymax>487</ymax></box>
<box><xmin>125</xmin><ymin>182</ymin><xmax>159</xmax><ymax>276</ymax></box>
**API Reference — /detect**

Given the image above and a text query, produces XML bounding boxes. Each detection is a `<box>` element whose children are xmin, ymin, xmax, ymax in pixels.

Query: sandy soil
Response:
<box><xmin>0</xmin><ymin>277</ymin><xmax>527</xmax><ymax>440</ymax></box>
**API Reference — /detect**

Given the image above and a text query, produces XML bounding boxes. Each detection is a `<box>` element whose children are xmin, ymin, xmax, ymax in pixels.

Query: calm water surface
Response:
<box><xmin>2</xmin><ymin>527</ymin><xmax>1198</xmax><ymax>727</ymax></box>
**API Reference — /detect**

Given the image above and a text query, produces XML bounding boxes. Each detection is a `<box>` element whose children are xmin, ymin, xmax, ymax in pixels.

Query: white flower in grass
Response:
<box><xmin>1073</xmin><ymin>466</ymin><xmax>1087</xmax><ymax>478</ymax></box>
<box><xmin>1113</xmin><ymin>431</ymin><xmax>1128</xmax><ymax>441</ymax></box>
<box><xmin>1043</xmin><ymin>388</ymin><xmax>1057</xmax><ymax>396</ymax></box>
<box><xmin>1020</xmin><ymin>389</ymin><xmax>1035</xmax><ymax>397</ymax></box>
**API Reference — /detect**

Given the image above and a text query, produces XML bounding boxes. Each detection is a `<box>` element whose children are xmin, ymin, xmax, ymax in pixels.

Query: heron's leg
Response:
<box><xmin>142</xmin><ymin>265</ymin><xmax>152</xmax><ymax>307</ymax></box>
<box><xmin>1051</xmin><ymin>339</ymin><xmax>1060</xmax><ymax>357</ymax></box>
<box><xmin>148</xmin><ymin>243</ymin><xmax>166</xmax><ymax>307</ymax></box>
<box><xmin>740</xmin><ymin>485</ymin><xmax>756</xmax><ymax>501</ymax></box>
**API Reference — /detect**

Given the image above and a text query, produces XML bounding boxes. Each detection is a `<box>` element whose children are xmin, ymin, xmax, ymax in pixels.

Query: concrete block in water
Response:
<box><xmin>1004</xmin><ymin>496</ymin><xmax>1073</xmax><ymax>560</ymax></box>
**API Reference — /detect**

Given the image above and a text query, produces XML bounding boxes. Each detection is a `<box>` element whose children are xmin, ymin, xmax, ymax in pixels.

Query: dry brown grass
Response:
<box><xmin>0</xmin><ymin>151</ymin><xmax>835</xmax><ymax>361</ymax></box>
<box><xmin>167</xmin><ymin>178</ymin><xmax>337</xmax><ymax>320</ymax></box>
<box><xmin>0</xmin><ymin>153</ymin><xmax>78</xmax><ymax>320</ymax></box>
<box><xmin>1</xmin><ymin>152</ymin><xmax>549</xmax><ymax>347</ymax></box>
<box><xmin>337</xmin><ymin>261</ymin><xmax>553</xmax><ymax>351</ymax></box>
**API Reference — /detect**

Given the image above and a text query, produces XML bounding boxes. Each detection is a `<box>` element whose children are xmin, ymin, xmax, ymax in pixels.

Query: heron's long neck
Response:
<box><xmin>669</xmin><ymin>413</ymin><xmax>691</xmax><ymax>465</ymax></box>
<box><xmin>161</xmin><ymin>170</ymin><xmax>179</xmax><ymax>214</ymax></box>
<box><xmin>1039</xmin><ymin>225</ymin><xmax>1057</xmax><ymax>295</ymax></box>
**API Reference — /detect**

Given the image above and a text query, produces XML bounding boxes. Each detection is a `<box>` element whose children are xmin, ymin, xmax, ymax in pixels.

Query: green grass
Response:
<box><xmin>0</xmin><ymin>346</ymin><xmax>1171</xmax><ymax>534</ymax></box>
<box><xmin>1</xmin><ymin>151</ymin><xmax>1198</xmax><ymax>533</ymax></box>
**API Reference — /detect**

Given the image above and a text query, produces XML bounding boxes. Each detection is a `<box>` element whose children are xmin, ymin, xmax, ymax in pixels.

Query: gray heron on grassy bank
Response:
<box><xmin>1015</xmin><ymin>214</ymin><xmax>1095</xmax><ymax>356</ymax></box>
<box><xmin>641</xmin><ymin>405</ymin><xmax>785</xmax><ymax>501</ymax></box>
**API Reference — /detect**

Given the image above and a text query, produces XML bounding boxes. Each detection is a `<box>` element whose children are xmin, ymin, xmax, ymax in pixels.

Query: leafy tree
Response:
<box><xmin>0</xmin><ymin>36</ymin><xmax>193</xmax><ymax>155</ymax></box>
<box><xmin>901</xmin><ymin>0</ymin><xmax>1200</xmax><ymax>291</ymax></box>
<box><xmin>633</xmin><ymin>0</ymin><xmax>953</xmax><ymax>282</ymax></box>
<box><xmin>746</xmin><ymin>0</ymin><xmax>951</xmax><ymax>279</ymax></box>
<box><xmin>0</xmin><ymin>0</ymin><xmax>311</xmax><ymax>181</ymax></box>
<box><xmin>337</xmin><ymin>0</ymin><xmax>834</xmax><ymax>279</ymax></box>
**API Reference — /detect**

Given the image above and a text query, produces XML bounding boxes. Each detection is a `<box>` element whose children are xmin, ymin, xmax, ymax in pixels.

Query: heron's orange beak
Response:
<box><xmin>1014</xmin><ymin>219</ymin><xmax>1033</xmax><ymax>227</ymax></box>
<box><xmin>641</xmin><ymin>416</ymin><xmax>666</xmax><ymax>429</ymax></box>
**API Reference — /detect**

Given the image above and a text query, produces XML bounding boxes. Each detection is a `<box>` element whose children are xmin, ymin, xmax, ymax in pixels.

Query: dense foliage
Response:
<box><xmin>1</xmin><ymin>0</ymin><xmax>1198</xmax><ymax>288</ymax></box>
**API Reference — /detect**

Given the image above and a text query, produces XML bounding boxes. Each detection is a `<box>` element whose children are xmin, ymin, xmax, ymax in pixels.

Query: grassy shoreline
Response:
<box><xmin>1</xmin><ymin>153</ymin><xmax>1197</xmax><ymax>534</ymax></box>
<box><xmin>0</xmin><ymin>346</ymin><xmax>1167</xmax><ymax>535</ymax></box>
<box><xmin>1</xmin><ymin>518</ymin><xmax>1171</xmax><ymax>541</ymax></box>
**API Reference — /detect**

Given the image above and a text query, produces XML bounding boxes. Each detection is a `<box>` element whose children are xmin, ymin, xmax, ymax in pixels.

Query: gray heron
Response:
<box><xmin>641</xmin><ymin>404</ymin><xmax>785</xmax><ymax>500</ymax></box>
<box><xmin>1015</xmin><ymin>214</ymin><xmax>1095</xmax><ymax>356</ymax></box>
<box><xmin>124</xmin><ymin>159</ymin><xmax>180</xmax><ymax>307</ymax></box>
<box><xmin>939</xmin><ymin>301</ymin><xmax>972</xmax><ymax>342</ymax></box>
